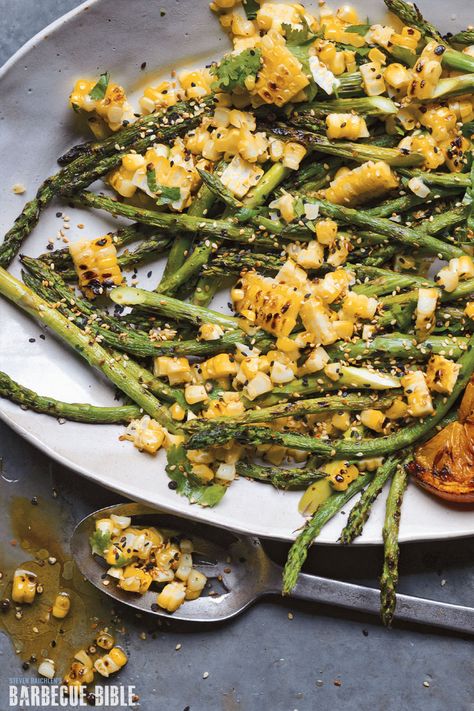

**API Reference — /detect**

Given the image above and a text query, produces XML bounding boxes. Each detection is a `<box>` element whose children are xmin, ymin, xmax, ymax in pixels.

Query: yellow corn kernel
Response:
<box><xmin>443</xmin><ymin>135</ymin><xmax>470</xmax><ymax>173</ymax></box>
<box><xmin>139</xmin><ymin>82</ymin><xmax>178</xmax><ymax>114</ymax></box>
<box><xmin>210</xmin><ymin>0</ymin><xmax>240</xmax><ymax>9</ymax></box>
<box><xmin>178</xmin><ymin>69</ymin><xmax>213</xmax><ymax>99</ymax></box>
<box><xmin>118</xmin><ymin>565</ymin><xmax>153</xmax><ymax>594</ymax></box>
<box><xmin>317</xmin><ymin>42</ymin><xmax>347</xmax><ymax>76</ymax></box>
<box><xmin>390</xmin><ymin>26</ymin><xmax>421</xmax><ymax>51</ymax></box>
<box><xmin>333</xmin><ymin>319</ymin><xmax>354</xmax><ymax>340</ymax></box>
<box><xmin>419</xmin><ymin>104</ymin><xmax>458</xmax><ymax>144</ymax></box>
<box><xmin>415</xmin><ymin>287</ymin><xmax>439</xmax><ymax>335</ymax></box>
<box><xmin>154</xmin><ymin>356</ymin><xmax>192</xmax><ymax>384</ymax></box>
<box><xmin>331</xmin><ymin>411</ymin><xmax>351</xmax><ymax>431</ymax></box>
<box><xmin>233</xmin><ymin>271</ymin><xmax>303</xmax><ymax>336</ymax></box>
<box><xmin>109</xmin><ymin>647</ymin><xmax>128</xmax><ymax>669</ymax></box>
<box><xmin>342</xmin><ymin>292</ymin><xmax>378</xmax><ymax>320</ymax></box>
<box><xmin>63</xmin><ymin>661</ymin><xmax>94</xmax><ymax>687</ymax></box>
<box><xmin>185</xmin><ymin>570</ymin><xmax>207</xmax><ymax>600</ymax></box>
<box><xmin>360</xmin><ymin>62</ymin><xmax>386</xmax><ymax>96</ymax></box>
<box><xmin>401</xmin><ymin>371</ymin><xmax>434</xmax><ymax>417</ymax></box>
<box><xmin>12</xmin><ymin>569</ymin><xmax>37</xmax><ymax>604</ymax></box>
<box><xmin>323</xmin><ymin>17</ymin><xmax>366</xmax><ymax>47</ymax></box>
<box><xmin>52</xmin><ymin>592</ymin><xmax>70</xmax><ymax>619</ymax></box>
<box><xmin>360</xmin><ymin>409</ymin><xmax>385</xmax><ymax>433</ymax></box>
<box><xmin>290</xmin><ymin>240</ymin><xmax>325</xmax><ymax>270</ymax></box>
<box><xmin>120</xmin><ymin>415</ymin><xmax>166</xmax><ymax>454</ymax></box>
<box><xmin>184</xmin><ymin>385</ymin><xmax>208</xmax><ymax>405</ymax></box>
<box><xmin>157</xmin><ymin>582</ymin><xmax>186</xmax><ymax>612</ymax></box>
<box><xmin>326</xmin><ymin>113</ymin><xmax>369</xmax><ymax>140</ymax></box>
<box><xmin>170</xmin><ymin>403</ymin><xmax>186</xmax><ymax>421</ymax></box>
<box><xmin>325</xmin><ymin>161</ymin><xmax>398</xmax><ymax>206</ymax></box>
<box><xmin>70</xmin><ymin>78</ymin><xmax>130</xmax><ymax>131</ymax></box>
<box><xmin>465</xmin><ymin>302</ymin><xmax>474</xmax><ymax>319</ymax></box>
<box><xmin>408</xmin><ymin>40</ymin><xmax>444</xmax><ymax>100</ymax></box>
<box><xmin>254</xmin><ymin>31</ymin><xmax>309</xmax><ymax>107</ymax></box>
<box><xmin>96</xmin><ymin>631</ymin><xmax>115</xmax><ymax>650</ymax></box>
<box><xmin>384</xmin><ymin>398</ymin><xmax>409</xmax><ymax>420</ymax></box>
<box><xmin>94</xmin><ymin>647</ymin><xmax>127</xmax><ymax>678</ymax></box>
<box><xmin>425</xmin><ymin>355</ymin><xmax>461</xmax><ymax>395</ymax></box>
<box><xmin>383</xmin><ymin>63</ymin><xmax>411</xmax><ymax>91</ymax></box>
<box><xmin>368</xmin><ymin>48</ymin><xmax>387</xmax><ymax>65</ymax></box>
<box><xmin>201</xmin><ymin>354</ymin><xmax>238</xmax><ymax>380</ymax></box>
<box><xmin>282</xmin><ymin>142</ymin><xmax>307</xmax><ymax>170</ymax></box>
<box><xmin>299</xmin><ymin>299</ymin><xmax>338</xmax><ymax>345</ymax></box>
<box><xmin>315</xmin><ymin>218</ymin><xmax>338</xmax><ymax>246</ymax></box>
<box><xmin>312</xmin><ymin>268</ymin><xmax>353</xmax><ymax>304</ymax></box>
<box><xmin>255</xmin><ymin>2</ymin><xmax>304</xmax><ymax>33</ymax></box>
<box><xmin>324</xmin><ymin>461</ymin><xmax>359</xmax><ymax>491</ymax></box>
<box><xmin>69</xmin><ymin>234</ymin><xmax>123</xmax><ymax>296</ymax></box>
<box><xmin>398</xmin><ymin>132</ymin><xmax>445</xmax><ymax>171</ymax></box>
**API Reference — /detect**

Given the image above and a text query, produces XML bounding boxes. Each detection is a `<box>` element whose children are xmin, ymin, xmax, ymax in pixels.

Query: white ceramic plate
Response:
<box><xmin>1</xmin><ymin>0</ymin><xmax>473</xmax><ymax>544</ymax></box>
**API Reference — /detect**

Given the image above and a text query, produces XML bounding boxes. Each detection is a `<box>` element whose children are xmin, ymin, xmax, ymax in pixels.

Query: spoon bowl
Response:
<box><xmin>72</xmin><ymin>503</ymin><xmax>474</xmax><ymax>632</ymax></box>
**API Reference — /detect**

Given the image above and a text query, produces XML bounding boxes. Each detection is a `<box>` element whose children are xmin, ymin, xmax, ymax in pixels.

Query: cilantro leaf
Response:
<box><xmin>166</xmin><ymin>445</ymin><xmax>227</xmax><ymax>507</ymax></box>
<box><xmin>345</xmin><ymin>23</ymin><xmax>371</xmax><ymax>36</ymax></box>
<box><xmin>146</xmin><ymin>168</ymin><xmax>181</xmax><ymax>206</ymax></box>
<box><xmin>242</xmin><ymin>0</ymin><xmax>259</xmax><ymax>20</ymax></box>
<box><xmin>89</xmin><ymin>72</ymin><xmax>110</xmax><ymax>101</ymax></box>
<box><xmin>89</xmin><ymin>530</ymin><xmax>112</xmax><ymax>557</ymax></box>
<box><xmin>210</xmin><ymin>48</ymin><xmax>262</xmax><ymax>93</ymax></box>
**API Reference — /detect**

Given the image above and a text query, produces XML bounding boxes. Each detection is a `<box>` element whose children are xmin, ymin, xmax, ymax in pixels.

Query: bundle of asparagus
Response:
<box><xmin>1</xmin><ymin>0</ymin><xmax>474</xmax><ymax>626</ymax></box>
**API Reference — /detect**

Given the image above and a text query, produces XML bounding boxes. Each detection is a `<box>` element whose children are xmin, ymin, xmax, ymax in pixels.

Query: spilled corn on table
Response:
<box><xmin>1</xmin><ymin>0</ymin><xmax>474</xmax><ymax>642</ymax></box>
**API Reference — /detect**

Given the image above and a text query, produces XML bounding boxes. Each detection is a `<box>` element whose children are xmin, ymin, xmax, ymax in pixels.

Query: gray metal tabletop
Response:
<box><xmin>0</xmin><ymin>3</ymin><xmax>472</xmax><ymax>710</ymax></box>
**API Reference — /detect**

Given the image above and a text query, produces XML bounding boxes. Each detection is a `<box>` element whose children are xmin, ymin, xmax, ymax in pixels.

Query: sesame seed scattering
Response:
<box><xmin>0</xmin><ymin>0</ymin><xmax>473</xmax><ymax>628</ymax></box>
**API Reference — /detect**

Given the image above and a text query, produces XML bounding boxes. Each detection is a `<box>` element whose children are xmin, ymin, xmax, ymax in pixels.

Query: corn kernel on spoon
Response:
<box><xmin>72</xmin><ymin>503</ymin><xmax>474</xmax><ymax>632</ymax></box>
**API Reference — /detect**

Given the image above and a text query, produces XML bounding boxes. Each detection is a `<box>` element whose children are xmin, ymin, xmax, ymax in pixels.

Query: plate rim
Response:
<box><xmin>1</xmin><ymin>0</ymin><xmax>473</xmax><ymax>546</ymax></box>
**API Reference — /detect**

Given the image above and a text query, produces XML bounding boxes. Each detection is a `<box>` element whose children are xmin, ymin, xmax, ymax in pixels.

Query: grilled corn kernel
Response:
<box><xmin>384</xmin><ymin>398</ymin><xmax>409</xmax><ymax>420</ymax></box>
<box><xmin>465</xmin><ymin>302</ymin><xmax>474</xmax><ymax>319</ymax></box>
<box><xmin>154</xmin><ymin>356</ymin><xmax>192</xmax><ymax>384</ymax></box>
<box><xmin>52</xmin><ymin>592</ymin><xmax>71</xmax><ymax>619</ymax></box>
<box><xmin>70</xmin><ymin>78</ymin><xmax>131</xmax><ymax>131</ymax></box>
<box><xmin>201</xmin><ymin>354</ymin><xmax>238</xmax><ymax>380</ymax></box>
<box><xmin>415</xmin><ymin>287</ymin><xmax>439</xmax><ymax>335</ymax></box>
<box><xmin>398</xmin><ymin>133</ymin><xmax>445</xmax><ymax>170</ymax></box>
<box><xmin>360</xmin><ymin>409</ymin><xmax>386</xmax><ymax>433</ymax></box>
<box><xmin>254</xmin><ymin>31</ymin><xmax>309</xmax><ymax>107</ymax></box>
<box><xmin>299</xmin><ymin>300</ymin><xmax>338</xmax><ymax>346</ymax></box>
<box><xmin>157</xmin><ymin>581</ymin><xmax>186</xmax><ymax>612</ymax></box>
<box><xmin>178</xmin><ymin>69</ymin><xmax>213</xmax><ymax>99</ymax></box>
<box><xmin>426</xmin><ymin>355</ymin><xmax>461</xmax><ymax>395</ymax></box>
<box><xmin>391</xmin><ymin>26</ymin><xmax>421</xmax><ymax>51</ymax></box>
<box><xmin>233</xmin><ymin>271</ymin><xmax>303</xmax><ymax>337</ymax></box>
<box><xmin>401</xmin><ymin>371</ymin><xmax>434</xmax><ymax>418</ymax></box>
<box><xmin>360</xmin><ymin>62</ymin><xmax>386</xmax><ymax>96</ymax></box>
<box><xmin>185</xmin><ymin>570</ymin><xmax>207</xmax><ymax>600</ymax></box>
<box><xmin>170</xmin><ymin>402</ymin><xmax>186</xmax><ymax>421</ymax></box>
<box><xmin>121</xmin><ymin>415</ymin><xmax>166</xmax><ymax>454</ymax></box>
<box><xmin>12</xmin><ymin>569</ymin><xmax>37</xmax><ymax>604</ymax></box>
<box><xmin>332</xmin><ymin>411</ymin><xmax>351</xmax><ymax>431</ymax></box>
<box><xmin>325</xmin><ymin>160</ymin><xmax>398</xmax><ymax>206</ymax></box>
<box><xmin>342</xmin><ymin>292</ymin><xmax>378</xmax><ymax>320</ymax></box>
<box><xmin>184</xmin><ymin>385</ymin><xmax>208</xmax><ymax>405</ymax></box>
<box><xmin>96</xmin><ymin>631</ymin><xmax>115</xmax><ymax>650</ymax></box>
<box><xmin>69</xmin><ymin>234</ymin><xmax>123</xmax><ymax>296</ymax></box>
<box><xmin>220</xmin><ymin>155</ymin><xmax>264</xmax><ymax>198</ymax></box>
<box><xmin>324</xmin><ymin>461</ymin><xmax>359</xmax><ymax>491</ymax></box>
<box><xmin>282</xmin><ymin>142</ymin><xmax>307</xmax><ymax>170</ymax></box>
<box><xmin>383</xmin><ymin>63</ymin><xmax>411</xmax><ymax>91</ymax></box>
<box><xmin>326</xmin><ymin>113</ymin><xmax>369</xmax><ymax>140</ymax></box>
<box><xmin>408</xmin><ymin>40</ymin><xmax>444</xmax><ymax>100</ymax></box>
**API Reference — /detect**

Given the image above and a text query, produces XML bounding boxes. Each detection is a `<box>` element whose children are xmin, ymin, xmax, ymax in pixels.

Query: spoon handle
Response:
<box><xmin>290</xmin><ymin>573</ymin><xmax>474</xmax><ymax>634</ymax></box>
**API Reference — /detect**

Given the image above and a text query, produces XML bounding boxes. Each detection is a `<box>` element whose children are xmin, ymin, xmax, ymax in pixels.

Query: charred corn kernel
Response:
<box><xmin>325</xmin><ymin>160</ymin><xmax>398</xmax><ymax>206</ymax></box>
<box><xmin>121</xmin><ymin>416</ymin><xmax>166</xmax><ymax>454</ymax></box>
<box><xmin>63</xmin><ymin>660</ymin><xmax>94</xmax><ymax>686</ymax></box>
<box><xmin>298</xmin><ymin>346</ymin><xmax>330</xmax><ymax>375</ymax></box>
<box><xmin>221</xmin><ymin>155</ymin><xmax>264</xmax><ymax>198</ymax></box>
<box><xmin>238</xmin><ymin>129</ymin><xmax>269</xmax><ymax>163</ymax></box>
<box><xmin>383</xmin><ymin>63</ymin><xmax>411</xmax><ymax>92</ymax></box>
<box><xmin>326</xmin><ymin>113</ymin><xmax>369</xmax><ymax>140</ymax></box>
<box><xmin>154</xmin><ymin>356</ymin><xmax>192</xmax><ymax>384</ymax></box>
<box><xmin>70</xmin><ymin>78</ymin><xmax>131</xmax><ymax>131</ymax></box>
<box><xmin>215</xmin><ymin>462</ymin><xmax>236</xmax><ymax>483</ymax></box>
<box><xmin>324</xmin><ymin>461</ymin><xmax>359</xmax><ymax>491</ymax></box>
<box><xmin>12</xmin><ymin>569</ymin><xmax>37</xmax><ymax>604</ymax></box>
<box><xmin>436</xmin><ymin>265</ymin><xmax>459</xmax><ymax>292</ymax></box>
<box><xmin>299</xmin><ymin>300</ymin><xmax>338</xmax><ymax>345</ymax></box>
<box><xmin>233</xmin><ymin>271</ymin><xmax>303</xmax><ymax>336</ymax></box>
<box><xmin>139</xmin><ymin>81</ymin><xmax>178</xmax><ymax>114</ymax></box>
<box><xmin>169</xmin><ymin>403</ymin><xmax>186</xmax><ymax>421</ymax></box>
<box><xmin>254</xmin><ymin>31</ymin><xmax>309</xmax><ymax>107</ymax></box>
<box><xmin>110</xmin><ymin>647</ymin><xmax>128</xmax><ymax>668</ymax></box>
<box><xmin>332</xmin><ymin>411</ymin><xmax>351</xmax><ymax>431</ymax></box>
<box><xmin>426</xmin><ymin>355</ymin><xmax>461</xmax><ymax>395</ymax></box>
<box><xmin>384</xmin><ymin>398</ymin><xmax>409</xmax><ymax>420</ymax></box>
<box><xmin>52</xmin><ymin>592</ymin><xmax>70</xmax><ymax>619</ymax></box>
<box><xmin>94</xmin><ymin>648</ymin><xmax>127</xmax><ymax>678</ymax></box>
<box><xmin>205</xmin><ymin>395</ymin><xmax>245</xmax><ymax>418</ymax></box>
<box><xmin>38</xmin><ymin>659</ymin><xmax>56</xmax><ymax>680</ymax></box>
<box><xmin>201</xmin><ymin>354</ymin><xmax>238</xmax><ymax>380</ymax></box>
<box><xmin>69</xmin><ymin>235</ymin><xmax>123</xmax><ymax>296</ymax></box>
<box><xmin>312</xmin><ymin>268</ymin><xmax>353</xmax><ymax>304</ymax></box>
<box><xmin>360</xmin><ymin>409</ymin><xmax>385</xmax><ymax>433</ymax></box>
<box><xmin>327</xmin><ymin>236</ymin><xmax>350</xmax><ymax>268</ymax></box>
<box><xmin>315</xmin><ymin>219</ymin><xmax>338</xmax><ymax>246</ymax></box>
<box><xmin>185</xmin><ymin>570</ymin><xmax>207</xmax><ymax>600</ymax></box>
<box><xmin>465</xmin><ymin>302</ymin><xmax>474</xmax><ymax>319</ymax></box>
<box><xmin>408</xmin><ymin>40</ymin><xmax>444</xmax><ymax>100</ymax></box>
<box><xmin>245</xmin><ymin>371</ymin><xmax>273</xmax><ymax>400</ymax></box>
<box><xmin>342</xmin><ymin>292</ymin><xmax>378</xmax><ymax>320</ymax></box>
<box><xmin>390</xmin><ymin>25</ymin><xmax>421</xmax><ymax>51</ymax></box>
<box><xmin>184</xmin><ymin>385</ymin><xmax>208</xmax><ymax>404</ymax></box>
<box><xmin>407</xmin><ymin>132</ymin><xmax>446</xmax><ymax>170</ymax></box>
<box><xmin>118</xmin><ymin>565</ymin><xmax>153</xmax><ymax>593</ymax></box>
<box><xmin>415</xmin><ymin>287</ymin><xmax>439</xmax><ymax>335</ymax></box>
<box><xmin>157</xmin><ymin>581</ymin><xmax>186</xmax><ymax>612</ymax></box>
<box><xmin>282</xmin><ymin>142</ymin><xmax>307</xmax><ymax>170</ymax></box>
<box><xmin>96</xmin><ymin>631</ymin><xmax>115</xmax><ymax>650</ymax></box>
<box><xmin>443</xmin><ymin>135</ymin><xmax>470</xmax><ymax>173</ymax></box>
<box><xmin>178</xmin><ymin>69</ymin><xmax>213</xmax><ymax>99</ymax></box>
<box><xmin>401</xmin><ymin>371</ymin><xmax>434</xmax><ymax>417</ymax></box>
<box><xmin>360</xmin><ymin>62</ymin><xmax>386</xmax><ymax>96</ymax></box>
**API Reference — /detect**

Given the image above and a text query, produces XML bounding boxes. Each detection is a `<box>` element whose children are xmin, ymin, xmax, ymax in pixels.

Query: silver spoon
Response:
<box><xmin>72</xmin><ymin>503</ymin><xmax>474</xmax><ymax>633</ymax></box>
